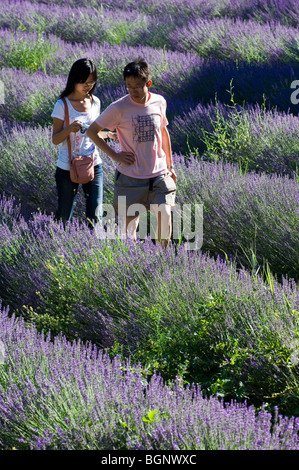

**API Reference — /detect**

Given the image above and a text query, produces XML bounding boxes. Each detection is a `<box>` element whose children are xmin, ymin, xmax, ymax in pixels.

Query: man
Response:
<box><xmin>87</xmin><ymin>58</ymin><xmax>176</xmax><ymax>246</ymax></box>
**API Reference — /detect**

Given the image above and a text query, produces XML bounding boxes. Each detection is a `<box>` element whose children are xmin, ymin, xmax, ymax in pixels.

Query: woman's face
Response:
<box><xmin>75</xmin><ymin>73</ymin><xmax>96</xmax><ymax>95</ymax></box>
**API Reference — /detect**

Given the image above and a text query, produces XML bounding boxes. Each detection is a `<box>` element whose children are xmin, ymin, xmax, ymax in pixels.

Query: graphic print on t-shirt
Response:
<box><xmin>132</xmin><ymin>114</ymin><xmax>159</xmax><ymax>143</ymax></box>
<box><xmin>73</xmin><ymin>118</ymin><xmax>95</xmax><ymax>156</ymax></box>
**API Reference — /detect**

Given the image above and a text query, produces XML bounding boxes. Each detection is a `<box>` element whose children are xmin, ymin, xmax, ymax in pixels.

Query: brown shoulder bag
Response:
<box><xmin>62</xmin><ymin>97</ymin><xmax>94</xmax><ymax>184</ymax></box>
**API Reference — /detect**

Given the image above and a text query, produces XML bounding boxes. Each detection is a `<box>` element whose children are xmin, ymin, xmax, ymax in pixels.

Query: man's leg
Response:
<box><xmin>149</xmin><ymin>172</ymin><xmax>176</xmax><ymax>248</ymax></box>
<box><xmin>126</xmin><ymin>215</ymin><xmax>140</xmax><ymax>241</ymax></box>
<box><xmin>150</xmin><ymin>203</ymin><xmax>172</xmax><ymax>248</ymax></box>
<box><xmin>114</xmin><ymin>172</ymin><xmax>149</xmax><ymax>241</ymax></box>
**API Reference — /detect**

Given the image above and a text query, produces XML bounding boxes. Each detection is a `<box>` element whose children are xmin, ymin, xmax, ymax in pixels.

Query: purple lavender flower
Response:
<box><xmin>0</xmin><ymin>301</ymin><xmax>298</xmax><ymax>450</ymax></box>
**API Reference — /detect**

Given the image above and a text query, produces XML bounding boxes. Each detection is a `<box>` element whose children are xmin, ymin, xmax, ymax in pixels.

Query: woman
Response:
<box><xmin>51</xmin><ymin>58</ymin><xmax>115</xmax><ymax>226</ymax></box>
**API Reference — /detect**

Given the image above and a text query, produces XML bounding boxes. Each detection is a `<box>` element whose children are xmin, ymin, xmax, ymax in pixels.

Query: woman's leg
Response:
<box><xmin>82</xmin><ymin>164</ymin><xmax>103</xmax><ymax>226</ymax></box>
<box><xmin>54</xmin><ymin>167</ymin><xmax>79</xmax><ymax>224</ymax></box>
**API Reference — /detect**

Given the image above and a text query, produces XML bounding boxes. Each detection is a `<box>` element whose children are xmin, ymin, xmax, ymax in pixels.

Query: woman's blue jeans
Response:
<box><xmin>55</xmin><ymin>164</ymin><xmax>103</xmax><ymax>225</ymax></box>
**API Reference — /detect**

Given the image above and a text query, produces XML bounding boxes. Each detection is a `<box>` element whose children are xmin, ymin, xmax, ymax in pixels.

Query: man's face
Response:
<box><xmin>125</xmin><ymin>76</ymin><xmax>152</xmax><ymax>104</ymax></box>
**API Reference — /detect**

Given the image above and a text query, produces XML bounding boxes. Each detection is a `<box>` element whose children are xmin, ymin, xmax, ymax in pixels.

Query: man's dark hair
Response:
<box><xmin>123</xmin><ymin>58</ymin><xmax>152</xmax><ymax>82</ymax></box>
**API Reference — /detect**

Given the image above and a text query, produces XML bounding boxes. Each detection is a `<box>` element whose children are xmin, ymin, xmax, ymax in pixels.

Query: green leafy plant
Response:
<box><xmin>6</xmin><ymin>27</ymin><xmax>57</xmax><ymax>72</ymax></box>
<box><xmin>201</xmin><ymin>81</ymin><xmax>253</xmax><ymax>164</ymax></box>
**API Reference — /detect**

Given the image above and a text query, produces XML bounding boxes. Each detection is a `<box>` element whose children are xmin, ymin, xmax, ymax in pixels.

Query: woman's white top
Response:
<box><xmin>51</xmin><ymin>96</ymin><xmax>102</xmax><ymax>170</ymax></box>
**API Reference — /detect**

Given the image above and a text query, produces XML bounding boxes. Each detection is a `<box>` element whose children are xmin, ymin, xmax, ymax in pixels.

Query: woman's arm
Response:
<box><xmin>52</xmin><ymin>117</ymin><xmax>82</xmax><ymax>145</ymax></box>
<box><xmin>52</xmin><ymin>118</ymin><xmax>116</xmax><ymax>145</ymax></box>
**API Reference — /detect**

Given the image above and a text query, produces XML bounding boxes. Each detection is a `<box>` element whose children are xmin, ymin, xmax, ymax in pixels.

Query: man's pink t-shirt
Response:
<box><xmin>94</xmin><ymin>92</ymin><xmax>169</xmax><ymax>179</ymax></box>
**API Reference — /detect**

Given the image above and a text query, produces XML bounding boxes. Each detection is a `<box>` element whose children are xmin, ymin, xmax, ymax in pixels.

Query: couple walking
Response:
<box><xmin>52</xmin><ymin>58</ymin><xmax>176</xmax><ymax>247</ymax></box>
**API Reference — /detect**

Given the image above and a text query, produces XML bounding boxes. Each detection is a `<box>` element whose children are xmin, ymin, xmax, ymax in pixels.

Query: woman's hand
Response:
<box><xmin>68</xmin><ymin>120</ymin><xmax>83</xmax><ymax>133</ymax></box>
<box><xmin>52</xmin><ymin>117</ymin><xmax>82</xmax><ymax>145</ymax></box>
<box><xmin>106</xmin><ymin>131</ymin><xmax>118</xmax><ymax>141</ymax></box>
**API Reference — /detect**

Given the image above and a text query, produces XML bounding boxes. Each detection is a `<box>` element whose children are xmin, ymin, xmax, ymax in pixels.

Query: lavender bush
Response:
<box><xmin>1</xmin><ymin>0</ymin><xmax>299</xmax><ymax>27</ymax></box>
<box><xmin>0</xmin><ymin>122</ymin><xmax>298</xmax><ymax>280</ymax></box>
<box><xmin>0</xmin><ymin>122</ymin><xmax>59</xmax><ymax>215</ymax></box>
<box><xmin>0</xmin><ymin>201</ymin><xmax>298</xmax><ymax>415</ymax></box>
<box><xmin>1</xmin><ymin>0</ymin><xmax>299</xmax><ymax>445</ymax></box>
<box><xmin>175</xmin><ymin>154</ymin><xmax>299</xmax><ymax>281</ymax></box>
<box><xmin>104</xmin><ymin>0</ymin><xmax>299</xmax><ymax>27</ymax></box>
<box><xmin>164</xmin><ymin>57</ymin><xmax>299</xmax><ymax>115</ymax></box>
<box><xmin>0</xmin><ymin>68</ymin><xmax>64</xmax><ymax>125</ymax></box>
<box><xmin>168</xmin><ymin>17</ymin><xmax>299</xmax><ymax>63</ymax></box>
<box><xmin>0</xmin><ymin>120</ymin><xmax>117</xmax><ymax>217</ymax></box>
<box><xmin>0</xmin><ymin>2</ymin><xmax>151</xmax><ymax>46</ymax></box>
<box><xmin>170</xmin><ymin>98</ymin><xmax>299</xmax><ymax>176</ymax></box>
<box><xmin>0</xmin><ymin>302</ymin><xmax>298</xmax><ymax>450</ymax></box>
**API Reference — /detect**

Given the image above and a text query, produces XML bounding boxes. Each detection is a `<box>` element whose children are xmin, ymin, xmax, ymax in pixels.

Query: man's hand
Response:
<box><xmin>87</xmin><ymin>123</ymin><xmax>135</xmax><ymax>165</ymax></box>
<box><xmin>113</xmin><ymin>151</ymin><xmax>136</xmax><ymax>166</ymax></box>
<box><xmin>169</xmin><ymin>168</ymin><xmax>177</xmax><ymax>183</ymax></box>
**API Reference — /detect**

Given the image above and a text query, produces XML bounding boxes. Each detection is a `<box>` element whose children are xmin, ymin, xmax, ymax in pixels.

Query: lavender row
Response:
<box><xmin>0</xmin><ymin>2</ymin><xmax>151</xmax><ymax>46</ymax></box>
<box><xmin>168</xmin><ymin>16</ymin><xmax>299</xmax><ymax>62</ymax></box>
<box><xmin>1</xmin><ymin>8</ymin><xmax>299</xmax><ymax>64</ymax></box>
<box><xmin>1</xmin><ymin>53</ymin><xmax>299</xmax><ymax>130</ymax></box>
<box><xmin>0</xmin><ymin>302</ymin><xmax>298</xmax><ymax>450</ymax></box>
<box><xmin>0</xmin><ymin>29</ymin><xmax>203</xmax><ymax>84</ymax></box>
<box><xmin>0</xmin><ymin>27</ymin><xmax>298</xmax><ymax>117</ymax></box>
<box><xmin>1</xmin><ymin>0</ymin><xmax>298</xmax><ymax>27</ymax></box>
<box><xmin>169</xmin><ymin>100</ymin><xmax>299</xmax><ymax>176</ymax></box>
<box><xmin>175</xmin><ymin>154</ymin><xmax>299</xmax><ymax>281</ymax></box>
<box><xmin>90</xmin><ymin>0</ymin><xmax>299</xmax><ymax>27</ymax></box>
<box><xmin>0</xmin><ymin>120</ymin><xmax>298</xmax><ymax>279</ymax></box>
<box><xmin>0</xmin><ymin>198</ymin><xmax>299</xmax><ymax>416</ymax></box>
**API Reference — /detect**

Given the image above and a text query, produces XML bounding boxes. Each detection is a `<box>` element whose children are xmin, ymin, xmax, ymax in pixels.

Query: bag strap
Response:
<box><xmin>62</xmin><ymin>97</ymin><xmax>72</xmax><ymax>165</ymax></box>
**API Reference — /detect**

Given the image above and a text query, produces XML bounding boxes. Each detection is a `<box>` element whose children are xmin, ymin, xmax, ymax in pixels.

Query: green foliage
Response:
<box><xmin>200</xmin><ymin>81</ymin><xmax>253</xmax><ymax>165</ymax></box>
<box><xmin>5</xmin><ymin>27</ymin><xmax>58</xmax><ymax>73</ymax></box>
<box><xmin>130</xmin><ymin>287</ymin><xmax>299</xmax><ymax>416</ymax></box>
<box><xmin>16</xmin><ymin>237</ymin><xmax>137</xmax><ymax>343</ymax></box>
<box><xmin>103</xmin><ymin>21</ymin><xmax>138</xmax><ymax>46</ymax></box>
<box><xmin>142</xmin><ymin>410</ymin><xmax>160</xmax><ymax>424</ymax></box>
<box><xmin>134</xmin><ymin>292</ymin><xmax>230</xmax><ymax>382</ymax></box>
<box><xmin>21</xmin><ymin>253</ymin><xmax>94</xmax><ymax>340</ymax></box>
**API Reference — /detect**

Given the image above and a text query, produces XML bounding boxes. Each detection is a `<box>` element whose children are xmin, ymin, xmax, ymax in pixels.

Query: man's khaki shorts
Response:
<box><xmin>113</xmin><ymin>170</ymin><xmax>176</xmax><ymax>214</ymax></box>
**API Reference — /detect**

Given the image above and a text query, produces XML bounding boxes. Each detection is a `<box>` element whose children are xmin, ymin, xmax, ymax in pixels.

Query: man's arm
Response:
<box><xmin>161</xmin><ymin>126</ymin><xmax>176</xmax><ymax>183</ymax></box>
<box><xmin>87</xmin><ymin>121</ymin><xmax>135</xmax><ymax>166</ymax></box>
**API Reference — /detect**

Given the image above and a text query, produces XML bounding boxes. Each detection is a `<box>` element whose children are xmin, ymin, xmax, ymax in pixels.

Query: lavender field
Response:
<box><xmin>0</xmin><ymin>0</ymin><xmax>299</xmax><ymax>450</ymax></box>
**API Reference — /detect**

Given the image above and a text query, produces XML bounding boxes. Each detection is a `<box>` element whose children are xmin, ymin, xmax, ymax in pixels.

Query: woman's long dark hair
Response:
<box><xmin>59</xmin><ymin>58</ymin><xmax>98</xmax><ymax>100</ymax></box>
